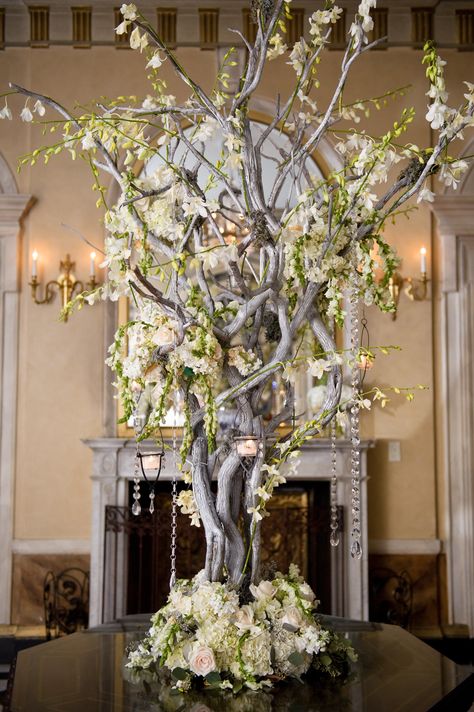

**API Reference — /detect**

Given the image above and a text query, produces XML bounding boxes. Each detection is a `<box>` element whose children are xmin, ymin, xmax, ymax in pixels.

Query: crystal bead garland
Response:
<box><xmin>329</xmin><ymin>416</ymin><xmax>340</xmax><ymax>546</ymax></box>
<box><xmin>329</xmin><ymin>318</ymin><xmax>340</xmax><ymax>547</ymax></box>
<box><xmin>132</xmin><ymin>443</ymin><xmax>141</xmax><ymax>516</ymax></box>
<box><xmin>350</xmin><ymin>271</ymin><xmax>362</xmax><ymax>560</ymax></box>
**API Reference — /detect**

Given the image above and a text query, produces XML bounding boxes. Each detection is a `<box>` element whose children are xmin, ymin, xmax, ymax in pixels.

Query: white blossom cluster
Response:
<box><xmin>126</xmin><ymin>566</ymin><xmax>356</xmax><ymax>692</ymax></box>
<box><xmin>227</xmin><ymin>346</ymin><xmax>262</xmax><ymax>377</ymax></box>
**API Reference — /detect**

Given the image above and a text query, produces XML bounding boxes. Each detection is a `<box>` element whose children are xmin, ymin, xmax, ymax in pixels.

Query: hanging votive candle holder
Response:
<box><xmin>234</xmin><ymin>436</ymin><xmax>263</xmax><ymax>457</ymax></box>
<box><xmin>137</xmin><ymin>450</ymin><xmax>164</xmax><ymax>514</ymax></box>
<box><xmin>138</xmin><ymin>452</ymin><xmax>164</xmax><ymax>474</ymax></box>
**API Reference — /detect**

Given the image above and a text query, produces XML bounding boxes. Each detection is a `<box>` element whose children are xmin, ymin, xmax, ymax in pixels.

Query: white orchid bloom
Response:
<box><xmin>417</xmin><ymin>186</ymin><xmax>435</xmax><ymax>203</ymax></box>
<box><xmin>426</xmin><ymin>101</ymin><xmax>446</xmax><ymax>130</ymax></box>
<box><xmin>81</xmin><ymin>131</ymin><xmax>96</xmax><ymax>150</ymax></box>
<box><xmin>0</xmin><ymin>103</ymin><xmax>12</xmax><ymax>120</ymax></box>
<box><xmin>120</xmin><ymin>3</ymin><xmax>137</xmax><ymax>20</ymax></box>
<box><xmin>20</xmin><ymin>105</ymin><xmax>33</xmax><ymax>122</ymax></box>
<box><xmin>129</xmin><ymin>26</ymin><xmax>148</xmax><ymax>51</ymax></box>
<box><xmin>146</xmin><ymin>52</ymin><xmax>165</xmax><ymax>69</ymax></box>
<box><xmin>33</xmin><ymin>100</ymin><xmax>46</xmax><ymax>116</ymax></box>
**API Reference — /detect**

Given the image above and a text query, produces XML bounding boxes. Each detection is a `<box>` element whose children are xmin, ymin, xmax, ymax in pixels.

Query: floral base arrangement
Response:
<box><xmin>126</xmin><ymin>566</ymin><xmax>356</xmax><ymax>694</ymax></box>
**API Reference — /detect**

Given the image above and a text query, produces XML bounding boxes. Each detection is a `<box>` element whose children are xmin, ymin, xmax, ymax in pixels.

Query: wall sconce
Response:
<box><xmin>388</xmin><ymin>247</ymin><xmax>429</xmax><ymax>321</ymax></box>
<box><xmin>29</xmin><ymin>251</ymin><xmax>99</xmax><ymax>322</ymax></box>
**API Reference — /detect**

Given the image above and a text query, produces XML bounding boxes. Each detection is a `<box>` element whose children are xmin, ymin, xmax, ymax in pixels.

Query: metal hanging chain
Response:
<box><xmin>350</xmin><ymin>265</ymin><xmax>362</xmax><ymax>560</ymax></box>
<box><xmin>169</xmin><ymin>364</ymin><xmax>179</xmax><ymax>590</ymax></box>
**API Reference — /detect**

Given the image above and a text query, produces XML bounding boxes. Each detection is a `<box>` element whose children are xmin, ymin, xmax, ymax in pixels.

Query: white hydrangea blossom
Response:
<box><xmin>227</xmin><ymin>346</ymin><xmax>262</xmax><ymax>377</ymax></box>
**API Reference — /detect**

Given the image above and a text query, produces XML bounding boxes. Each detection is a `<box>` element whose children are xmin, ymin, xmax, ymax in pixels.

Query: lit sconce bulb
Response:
<box><xmin>90</xmin><ymin>251</ymin><xmax>96</xmax><ymax>277</ymax></box>
<box><xmin>420</xmin><ymin>247</ymin><xmax>427</xmax><ymax>274</ymax></box>
<box><xmin>31</xmin><ymin>250</ymin><xmax>38</xmax><ymax>278</ymax></box>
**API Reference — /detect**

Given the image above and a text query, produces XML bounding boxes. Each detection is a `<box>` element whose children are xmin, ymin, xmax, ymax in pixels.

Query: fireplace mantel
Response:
<box><xmin>84</xmin><ymin>437</ymin><xmax>374</xmax><ymax>626</ymax></box>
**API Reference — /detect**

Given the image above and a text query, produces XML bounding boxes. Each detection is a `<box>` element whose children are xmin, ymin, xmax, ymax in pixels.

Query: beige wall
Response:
<box><xmin>0</xmin><ymin>43</ymin><xmax>471</xmax><ymax>549</ymax></box>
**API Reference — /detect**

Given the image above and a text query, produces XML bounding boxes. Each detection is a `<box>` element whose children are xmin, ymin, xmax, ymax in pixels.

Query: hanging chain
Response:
<box><xmin>350</xmin><ymin>269</ymin><xmax>362</xmax><ymax>560</ymax></box>
<box><xmin>329</xmin><ymin>318</ymin><xmax>340</xmax><ymax>547</ymax></box>
<box><xmin>169</xmin><ymin>369</ymin><xmax>178</xmax><ymax>590</ymax></box>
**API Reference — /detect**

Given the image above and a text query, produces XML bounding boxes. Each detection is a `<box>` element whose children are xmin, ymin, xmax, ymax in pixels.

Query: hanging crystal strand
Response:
<box><xmin>169</xmin><ymin>380</ymin><xmax>178</xmax><ymax>590</ymax></box>
<box><xmin>350</xmin><ymin>264</ymin><xmax>362</xmax><ymax>560</ymax></box>
<box><xmin>132</xmin><ymin>443</ymin><xmax>141</xmax><ymax>516</ymax></box>
<box><xmin>329</xmin><ymin>317</ymin><xmax>340</xmax><ymax>547</ymax></box>
<box><xmin>149</xmin><ymin>487</ymin><xmax>155</xmax><ymax>514</ymax></box>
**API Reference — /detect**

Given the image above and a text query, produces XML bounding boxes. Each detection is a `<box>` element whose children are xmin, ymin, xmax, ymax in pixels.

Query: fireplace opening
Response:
<box><xmin>103</xmin><ymin>480</ymin><xmax>331</xmax><ymax>621</ymax></box>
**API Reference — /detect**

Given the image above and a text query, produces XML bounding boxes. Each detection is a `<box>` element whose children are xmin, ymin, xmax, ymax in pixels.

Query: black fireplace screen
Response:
<box><xmin>103</xmin><ymin>481</ymin><xmax>331</xmax><ymax>621</ymax></box>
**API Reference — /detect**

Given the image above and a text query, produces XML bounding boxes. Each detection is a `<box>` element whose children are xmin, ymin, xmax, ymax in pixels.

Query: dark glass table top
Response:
<box><xmin>10</xmin><ymin>615</ymin><xmax>474</xmax><ymax>712</ymax></box>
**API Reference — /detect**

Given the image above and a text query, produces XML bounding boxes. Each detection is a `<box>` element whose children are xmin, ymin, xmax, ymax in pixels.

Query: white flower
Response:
<box><xmin>299</xmin><ymin>583</ymin><xmax>316</xmax><ymax>602</ymax></box>
<box><xmin>0</xmin><ymin>104</ymin><xmax>12</xmax><ymax>120</ymax></box>
<box><xmin>417</xmin><ymin>186</ymin><xmax>435</xmax><ymax>203</ymax></box>
<box><xmin>115</xmin><ymin>20</ymin><xmax>129</xmax><ymax>35</ymax></box>
<box><xmin>130</xmin><ymin>26</ymin><xmax>148</xmax><ymax>51</ymax></box>
<box><xmin>307</xmin><ymin>358</ymin><xmax>331</xmax><ymax>379</ymax></box>
<box><xmin>169</xmin><ymin>590</ymin><xmax>192</xmax><ymax>616</ymax></box>
<box><xmin>247</xmin><ymin>506</ymin><xmax>263</xmax><ymax>522</ymax></box>
<box><xmin>250</xmin><ymin>580</ymin><xmax>276</xmax><ymax>601</ymax></box>
<box><xmin>267</xmin><ymin>34</ymin><xmax>287</xmax><ymax>60</ymax></box>
<box><xmin>255</xmin><ymin>486</ymin><xmax>271</xmax><ymax>502</ymax></box>
<box><xmin>228</xmin><ymin>346</ymin><xmax>262</xmax><ymax>377</ymax></box>
<box><xmin>81</xmin><ymin>131</ymin><xmax>96</xmax><ymax>150</ymax></box>
<box><xmin>234</xmin><ymin>605</ymin><xmax>255</xmax><ymax>630</ymax></box>
<box><xmin>183</xmin><ymin>195</ymin><xmax>207</xmax><ymax>218</ymax></box>
<box><xmin>20</xmin><ymin>105</ymin><xmax>33</xmax><ymax>122</ymax></box>
<box><xmin>33</xmin><ymin>100</ymin><xmax>46</xmax><ymax>117</ymax></box>
<box><xmin>188</xmin><ymin>644</ymin><xmax>216</xmax><ymax>677</ymax></box>
<box><xmin>426</xmin><ymin>101</ymin><xmax>446</xmax><ymax>130</ymax></box>
<box><xmin>194</xmin><ymin>117</ymin><xmax>219</xmax><ymax>142</ymax></box>
<box><xmin>147</xmin><ymin>52</ymin><xmax>165</xmax><ymax>69</ymax></box>
<box><xmin>120</xmin><ymin>3</ymin><xmax>137</xmax><ymax>20</ymax></box>
<box><xmin>463</xmin><ymin>81</ymin><xmax>474</xmax><ymax>104</ymax></box>
<box><xmin>281</xmin><ymin>605</ymin><xmax>304</xmax><ymax>632</ymax></box>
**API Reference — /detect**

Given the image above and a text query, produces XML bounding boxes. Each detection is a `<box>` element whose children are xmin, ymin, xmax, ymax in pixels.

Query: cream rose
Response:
<box><xmin>189</xmin><ymin>644</ymin><xmax>216</xmax><ymax>677</ymax></box>
<box><xmin>250</xmin><ymin>580</ymin><xmax>276</xmax><ymax>601</ymax></box>
<box><xmin>234</xmin><ymin>604</ymin><xmax>254</xmax><ymax>630</ymax></box>
<box><xmin>152</xmin><ymin>324</ymin><xmax>175</xmax><ymax>347</ymax></box>
<box><xmin>281</xmin><ymin>606</ymin><xmax>304</xmax><ymax>632</ymax></box>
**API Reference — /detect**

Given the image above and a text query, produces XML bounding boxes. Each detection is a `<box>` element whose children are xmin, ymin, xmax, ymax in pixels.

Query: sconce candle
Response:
<box><xmin>420</xmin><ymin>247</ymin><xmax>427</xmax><ymax>274</ymax></box>
<box><xmin>31</xmin><ymin>250</ymin><xmax>38</xmax><ymax>278</ymax></box>
<box><xmin>90</xmin><ymin>251</ymin><xmax>96</xmax><ymax>277</ymax></box>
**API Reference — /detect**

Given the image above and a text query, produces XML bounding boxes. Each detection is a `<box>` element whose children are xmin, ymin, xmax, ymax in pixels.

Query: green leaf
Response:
<box><xmin>205</xmin><ymin>671</ymin><xmax>221</xmax><ymax>685</ymax></box>
<box><xmin>171</xmin><ymin>667</ymin><xmax>189</xmax><ymax>681</ymax></box>
<box><xmin>319</xmin><ymin>654</ymin><xmax>332</xmax><ymax>667</ymax></box>
<box><xmin>288</xmin><ymin>651</ymin><xmax>304</xmax><ymax>666</ymax></box>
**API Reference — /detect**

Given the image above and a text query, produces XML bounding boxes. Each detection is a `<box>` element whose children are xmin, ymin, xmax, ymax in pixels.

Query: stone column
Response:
<box><xmin>0</xmin><ymin>193</ymin><xmax>33</xmax><ymax>624</ymax></box>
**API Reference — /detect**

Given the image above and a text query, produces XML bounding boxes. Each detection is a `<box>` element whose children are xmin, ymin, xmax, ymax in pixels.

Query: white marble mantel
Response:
<box><xmin>84</xmin><ymin>437</ymin><xmax>374</xmax><ymax>626</ymax></box>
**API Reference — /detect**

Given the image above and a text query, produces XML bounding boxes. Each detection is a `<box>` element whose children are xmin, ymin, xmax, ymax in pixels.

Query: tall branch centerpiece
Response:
<box><xmin>4</xmin><ymin>0</ymin><xmax>473</xmax><ymax>693</ymax></box>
